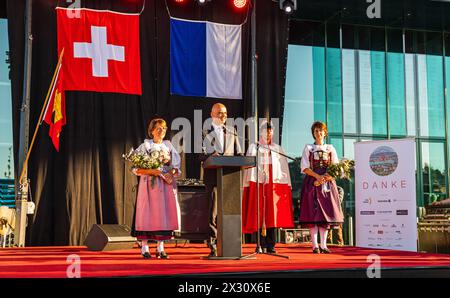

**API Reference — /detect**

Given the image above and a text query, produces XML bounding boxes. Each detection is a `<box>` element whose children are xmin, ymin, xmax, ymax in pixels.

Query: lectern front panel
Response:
<box><xmin>216</xmin><ymin>168</ymin><xmax>242</xmax><ymax>258</ymax></box>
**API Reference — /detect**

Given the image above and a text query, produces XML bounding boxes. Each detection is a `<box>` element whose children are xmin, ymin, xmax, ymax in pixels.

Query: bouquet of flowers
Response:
<box><xmin>314</xmin><ymin>159</ymin><xmax>355</xmax><ymax>188</ymax></box>
<box><xmin>123</xmin><ymin>146</ymin><xmax>172</xmax><ymax>186</ymax></box>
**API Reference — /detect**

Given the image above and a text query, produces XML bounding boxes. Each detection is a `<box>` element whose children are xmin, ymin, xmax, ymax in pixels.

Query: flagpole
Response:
<box><xmin>18</xmin><ymin>48</ymin><xmax>65</xmax><ymax>185</ymax></box>
<box><xmin>15</xmin><ymin>0</ymin><xmax>34</xmax><ymax>247</ymax></box>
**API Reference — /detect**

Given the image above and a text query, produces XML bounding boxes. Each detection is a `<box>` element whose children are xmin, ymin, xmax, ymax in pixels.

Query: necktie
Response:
<box><xmin>222</xmin><ymin>126</ymin><xmax>227</xmax><ymax>154</ymax></box>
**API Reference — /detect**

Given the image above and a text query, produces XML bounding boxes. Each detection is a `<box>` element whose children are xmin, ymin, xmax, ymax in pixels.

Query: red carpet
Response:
<box><xmin>1</xmin><ymin>243</ymin><xmax>450</xmax><ymax>278</ymax></box>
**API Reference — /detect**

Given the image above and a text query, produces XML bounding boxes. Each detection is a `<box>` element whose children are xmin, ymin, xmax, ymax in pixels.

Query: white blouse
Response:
<box><xmin>300</xmin><ymin>144</ymin><xmax>339</xmax><ymax>173</ymax></box>
<box><xmin>136</xmin><ymin>139</ymin><xmax>182</xmax><ymax>173</ymax></box>
<box><xmin>243</xmin><ymin>142</ymin><xmax>292</xmax><ymax>187</ymax></box>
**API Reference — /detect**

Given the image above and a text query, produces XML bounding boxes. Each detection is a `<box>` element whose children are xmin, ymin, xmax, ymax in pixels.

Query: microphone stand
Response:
<box><xmin>225</xmin><ymin>126</ymin><xmax>296</xmax><ymax>260</ymax></box>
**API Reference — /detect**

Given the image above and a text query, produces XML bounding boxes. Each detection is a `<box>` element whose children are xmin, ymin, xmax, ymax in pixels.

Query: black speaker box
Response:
<box><xmin>85</xmin><ymin>224</ymin><xmax>136</xmax><ymax>251</ymax></box>
<box><xmin>177</xmin><ymin>186</ymin><xmax>209</xmax><ymax>240</ymax></box>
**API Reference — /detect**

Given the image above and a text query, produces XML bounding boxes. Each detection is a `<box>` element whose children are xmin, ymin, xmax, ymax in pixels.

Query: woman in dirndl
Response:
<box><xmin>131</xmin><ymin>118</ymin><xmax>181</xmax><ymax>259</ymax></box>
<box><xmin>299</xmin><ymin>121</ymin><xmax>343</xmax><ymax>254</ymax></box>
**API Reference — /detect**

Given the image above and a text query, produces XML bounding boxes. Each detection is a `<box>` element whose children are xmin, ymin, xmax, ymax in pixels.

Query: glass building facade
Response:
<box><xmin>283</xmin><ymin>21</ymin><xmax>450</xmax><ymax>236</ymax></box>
<box><xmin>0</xmin><ymin>18</ymin><xmax>13</xmax><ymax>180</ymax></box>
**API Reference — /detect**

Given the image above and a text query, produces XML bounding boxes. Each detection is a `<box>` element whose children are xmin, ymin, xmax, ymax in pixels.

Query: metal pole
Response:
<box><xmin>251</xmin><ymin>0</ymin><xmax>258</xmax><ymax>139</ymax></box>
<box><xmin>15</xmin><ymin>0</ymin><xmax>33</xmax><ymax>247</ymax></box>
<box><xmin>251</xmin><ymin>0</ymin><xmax>262</xmax><ymax>253</ymax></box>
<box><xmin>348</xmin><ymin>215</ymin><xmax>354</xmax><ymax>246</ymax></box>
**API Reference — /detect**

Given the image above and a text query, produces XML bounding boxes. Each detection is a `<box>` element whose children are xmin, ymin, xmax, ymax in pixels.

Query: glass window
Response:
<box><xmin>423</xmin><ymin>32</ymin><xmax>445</xmax><ymax>138</ymax></box>
<box><xmin>387</xmin><ymin>52</ymin><xmax>406</xmax><ymax>136</ymax></box>
<box><xmin>424</xmin><ymin>53</ymin><xmax>445</xmax><ymax>137</ymax></box>
<box><xmin>289</xmin><ymin>21</ymin><xmax>325</xmax><ymax>47</ymax></box>
<box><xmin>416</xmin><ymin>52</ymin><xmax>446</xmax><ymax>138</ymax></box>
<box><xmin>285</xmin><ymin>24</ymin><xmax>449</xmax><ymax>210</ymax></box>
<box><xmin>355</xmin><ymin>27</ymin><xmax>387</xmax><ymax>136</ymax></box>
<box><xmin>283</xmin><ymin>44</ymin><xmax>327</xmax><ymax>157</ymax></box>
<box><xmin>370</xmin><ymin>50</ymin><xmax>387</xmax><ymax>136</ymax></box>
<box><xmin>329</xmin><ymin>136</ymin><xmax>343</xmax><ymax>158</ymax></box>
<box><xmin>387</xmin><ymin>29</ymin><xmax>406</xmax><ymax>137</ymax></box>
<box><xmin>404</xmin><ymin>53</ymin><xmax>417</xmax><ymax>136</ymax></box>
<box><xmin>313</xmin><ymin>47</ymin><xmax>326</xmax><ymax>122</ymax></box>
<box><xmin>342</xmin><ymin>25</ymin><xmax>358</xmax><ymax>134</ymax></box>
<box><xmin>326</xmin><ymin>23</ymin><xmax>343</xmax><ymax>135</ymax></box>
<box><xmin>326</xmin><ymin>23</ymin><xmax>340</xmax><ymax>48</ymax></box>
<box><xmin>0</xmin><ymin>19</ymin><xmax>13</xmax><ymax>179</ymax></box>
<box><xmin>342</xmin><ymin>49</ymin><xmax>357</xmax><ymax>134</ymax></box>
<box><xmin>445</xmin><ymin>33</ymin><xmax>450</xmax><ymax>175</ymax></box>
<box><xmin>283</xmin><ymin>45</ymin><xmax>316</xmax><ymax>157</ymax></box>
<box><xmin>327</xmin><ymin>47</ymin><xmax>343</xmax><ymax>135</ymax></box>
<box><xmin>358</xmin><ymin>27</ymin><xmax>385</xmax><ymax>51</ymax></box>
<box><xmin>421</xmin><ymin>142</ymin><xmax>447</xmax><ymax>206</ymax></box>
<box><xmin>342</xmin><ymin>24</ymin><xmax>355</xmax><ymax>50</ymax></box>
<box><xmin>343</xmin><ymin>138</ymin><xmax>357</xmax><ymax>160</ymax></box>
<box><xmin>405</xmin><ymin>30</ymin><xmax>425</xmax><ymax>54</ymax></box>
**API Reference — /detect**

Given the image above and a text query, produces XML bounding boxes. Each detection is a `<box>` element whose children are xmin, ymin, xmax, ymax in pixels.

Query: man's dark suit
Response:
<box><xmin>200</xmin><ymin>124</ymin><xmax>242</xmax><ymax>255</ymax></box>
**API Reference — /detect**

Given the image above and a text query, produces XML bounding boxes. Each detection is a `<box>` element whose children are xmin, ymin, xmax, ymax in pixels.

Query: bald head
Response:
<box><xmin>211</xmin><ymin>103</ymin><xmax>227</xmax><ymax>125</ymax></box>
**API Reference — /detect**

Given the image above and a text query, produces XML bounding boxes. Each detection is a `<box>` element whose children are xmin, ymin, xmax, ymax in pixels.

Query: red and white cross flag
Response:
<box><xmin>56</xmin><ymin>8</ymin><xmax>142</xmax><ymax>95</ymax></box>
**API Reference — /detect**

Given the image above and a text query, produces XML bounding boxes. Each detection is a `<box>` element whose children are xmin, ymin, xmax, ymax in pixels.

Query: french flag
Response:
<box><xmin>170</xmin><ymin>18</ymin><xmax>242</xmax><ymax>99</ymax></box>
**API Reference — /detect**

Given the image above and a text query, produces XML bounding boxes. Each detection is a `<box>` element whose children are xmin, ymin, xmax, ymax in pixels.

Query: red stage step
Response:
<box><xmin>1</xmin><ymin>243</ymin><xmax>450</xmax><ymax>278</ymax></box>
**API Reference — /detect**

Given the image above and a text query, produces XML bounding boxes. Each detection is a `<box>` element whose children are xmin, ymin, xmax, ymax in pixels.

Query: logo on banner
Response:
<box><xmin>360</xmin><ymin>211</ymin><xmax>375</xmax><ymax>215</ymax></box>
<box><xmin>396</xmin><ymin>210</ymin><xmax>408</xmax><ymax>215</ymax></box>
<box><xmin>369</xmin><ymin>146</ymin><xmax>398</xmax><ymax>176</ymax></box>
<box><xmin>363</xmin><ymin>198</ymin><xmax>373</xmax><ymax>204</ymax></box>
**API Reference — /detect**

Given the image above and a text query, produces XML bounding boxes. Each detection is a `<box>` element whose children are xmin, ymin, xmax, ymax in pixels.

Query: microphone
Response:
<box><xmin>222</xmin><ymin>125</ymin><xmax>238</xmax><ymax>137</ymax></box>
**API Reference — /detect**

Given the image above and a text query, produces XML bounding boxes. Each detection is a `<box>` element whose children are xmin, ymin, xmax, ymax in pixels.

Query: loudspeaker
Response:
<box><xmin>85</xmin><ymin>224</ymin><xmax>137</xmax><ymax>251</ymax></box>
<box><xmin>177</xmin><ymin>186</ymin><xmax>209</xmax><ymax>240</ymax></box>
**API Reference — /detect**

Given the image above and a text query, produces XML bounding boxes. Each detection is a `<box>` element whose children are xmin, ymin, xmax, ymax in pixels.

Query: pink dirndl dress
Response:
<box><xmin>131</xmin><ymin>139</ymin><xmax>181</xmax><ymax>240</ymax></box>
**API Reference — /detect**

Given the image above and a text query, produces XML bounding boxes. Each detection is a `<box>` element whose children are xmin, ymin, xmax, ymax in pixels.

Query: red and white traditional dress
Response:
<box><xmin>131</xmin><ymin>139</ymin><xmax>181</xmax><ymax>241</ymax></box>
<box><xmin>242</xmin><ymin>139</ymin><xmax>294</xmax><ymax>233</ymax></box>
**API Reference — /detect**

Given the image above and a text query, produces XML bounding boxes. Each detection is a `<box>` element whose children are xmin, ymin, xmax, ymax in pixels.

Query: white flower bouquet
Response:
<box><xmin>123</xmin><ymin>146</ymin><xmax>172</xmax><ymax>186</ymax></box>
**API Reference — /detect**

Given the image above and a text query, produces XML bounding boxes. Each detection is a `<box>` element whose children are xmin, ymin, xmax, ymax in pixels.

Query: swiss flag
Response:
<box><xmin>43</xmin><ymin>60</ymin><xmax>66</xmax><ymax>151</ymax></box>
<box><xmin>56</xmin><ymin>8</ymin><xmax>141</xmax><ymax>95</ymax></box>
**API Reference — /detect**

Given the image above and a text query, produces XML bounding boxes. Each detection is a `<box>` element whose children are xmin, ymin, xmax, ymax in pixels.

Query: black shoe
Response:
<box><xmin>266</xmin><ymin>247</ymin><xmax>277</xmax><ymax>254</ymax></box>
<box><xmin>209</xmin><ymin>247</ymin><xmax>217</xmax><ymax>257</ymax></box>
<box><xmin>157</xmin><ymin>251</ymin><xmax>169</xmax><ymax>259</ymax></box>
<box><xmin>208</xmin><ymin>242</ymin><xmax>217</xmax><ymax>257</ymax></box>
<box><xmin>319</xmin><ymin>247</ymin><xmax>331</xmax><ymax>254</ymax></box>
<box><xmin>312</xmin><ymin>247</ymin><xmax>320</xmax><ymax>254</ymax></box>
<box><xmin>142</xmin><ymin>252</ymin><xmax>151</xmax><ymax>259</ymax></box>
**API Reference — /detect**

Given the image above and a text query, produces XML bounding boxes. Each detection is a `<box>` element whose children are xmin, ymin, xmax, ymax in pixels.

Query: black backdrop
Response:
<box><xmin>6</xmin><ymin>0</ymin><xmax>288</xmax><ymax>246</ymax></box>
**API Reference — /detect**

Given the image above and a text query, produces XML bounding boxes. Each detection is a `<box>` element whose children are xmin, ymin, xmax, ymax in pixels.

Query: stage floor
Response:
<box><xmin>2</xmin><ymin>243</ymin><xmax>450</xmax><ymax>278</ymax></box>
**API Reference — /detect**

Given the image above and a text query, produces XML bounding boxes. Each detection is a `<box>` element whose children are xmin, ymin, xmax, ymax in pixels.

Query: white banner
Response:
<box><xmin>355</xmin><ymin>138</ymin><xmax>417</xmax><ymax>252</ymax></box>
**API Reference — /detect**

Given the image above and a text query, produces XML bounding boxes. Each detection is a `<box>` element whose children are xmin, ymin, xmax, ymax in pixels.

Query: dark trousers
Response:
<box><xmin>206</xmin><ymin>185</ymin><xmax>218</xmax><ymax>248</ymax></box>
<box><xmin>260</xmin><ymin>228</ymin><xmax>276</xmax><ymax>249</ymax></box>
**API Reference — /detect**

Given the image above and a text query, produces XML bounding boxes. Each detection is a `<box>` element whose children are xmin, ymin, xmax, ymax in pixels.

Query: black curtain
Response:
<box><xmin>7</xmin><ymin>0</ymin><xmax>288</xmax><ymax>246</ymax></box>
<box><xmin>0</xmin><ymin>0</ymin><xmax>6</xmax><ymax>18</ymax></box>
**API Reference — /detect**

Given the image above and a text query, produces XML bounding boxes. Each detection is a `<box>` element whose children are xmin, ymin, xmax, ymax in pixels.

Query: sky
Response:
<box><xmin>0</xmin><ymin>18</ymin><xmax>14</xmax><ymax>179</ymax></box>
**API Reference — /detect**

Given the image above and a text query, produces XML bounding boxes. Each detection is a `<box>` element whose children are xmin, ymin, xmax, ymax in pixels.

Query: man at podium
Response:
<box><xmin>200</xmin><ymin>103</ymin><xmax>243</xmax><ymax>257</ymax></box>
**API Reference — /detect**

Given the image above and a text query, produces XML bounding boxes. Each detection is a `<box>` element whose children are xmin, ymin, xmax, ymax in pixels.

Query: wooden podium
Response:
<box><xmin>203</xmin><ymin>155</ymin><xmax>256</xmax><ymax>259</ymax></box>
